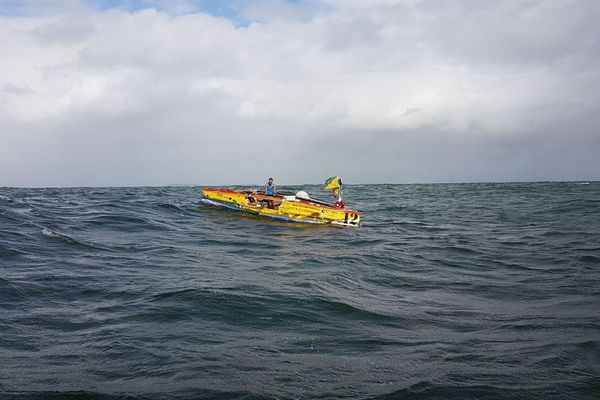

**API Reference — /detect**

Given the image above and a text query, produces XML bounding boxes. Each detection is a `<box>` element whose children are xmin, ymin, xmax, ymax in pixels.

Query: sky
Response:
<box><xmin>1</xmin><ymin>0</ymin><xmax>599</xmax><ymax>187</ymax></box>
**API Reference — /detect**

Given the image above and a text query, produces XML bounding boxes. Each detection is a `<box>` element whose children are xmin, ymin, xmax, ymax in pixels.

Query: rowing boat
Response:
<box><xmin>200</xmin><ymin>188</ymin><xmax>361</xmax><ymax>227</ymax></box>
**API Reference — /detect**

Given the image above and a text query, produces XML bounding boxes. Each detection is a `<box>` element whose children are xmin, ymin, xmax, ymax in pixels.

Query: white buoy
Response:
<box><xmin>295</xmin><ymin>191</ymin><xmax>310</xmax><ymax>200</ymax></box>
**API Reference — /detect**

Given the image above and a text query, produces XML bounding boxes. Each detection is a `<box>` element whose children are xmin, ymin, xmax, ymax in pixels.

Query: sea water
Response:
<box><xmin>1</xmin><ymin>183</ymin><xmax>599</xmax><ymax>399</ymax></box>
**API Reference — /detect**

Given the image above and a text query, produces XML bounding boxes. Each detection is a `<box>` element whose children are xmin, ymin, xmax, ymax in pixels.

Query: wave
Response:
<box><xmin>0</xmin><ymin>390</ymin><xmax>276</xmax><ymax>400</ymax></box>
<box><xmin>85</xmin><ymin>214</ymin><xmax>163</xmax><ymax>226</ymax></box>
<box><xmin>0</xmin><ymin>245</ymin><xmax>25</xmax><ymax>258</ymax></box>
<box><xmin>157</xmin><ymin>203</ymin><xmax>188</xmax><ymax>213</ymax></box>
<box><xmin>40</xmin><ymin>227</ymin><xmax>110</xmax><ymax>251</ymax></box>
<box><xmin>377</xmin><ymin>205</ymin><xmax>410</xmax><ymax>212</ymax></box>
<box><xmin>541</xmin><ymin>198</ymin><xmax>600</xmax><ymax>215</ymax></box>
<box><xmin>0</xmin><ymin>194</ymin><xmax>29</xmax><ymax>205</ymax></box>
<box><xmin>0</xmin><ymin>208</ymin><xmax>30</xmax><ymax>224</ymax></box>
<box><xmin>366</xmin><ymin>382</ymin><xmax>571</xmax><ymax>400</ymax></box>
<box><xmin>146</xmin><ymin>286</ymin><xmax>400</xmax><ymax>328</ymax></box>
<box><xmin>577</xmin><ymin>254</ymin><xmax>600</xmax><ymax>264</ymax></box>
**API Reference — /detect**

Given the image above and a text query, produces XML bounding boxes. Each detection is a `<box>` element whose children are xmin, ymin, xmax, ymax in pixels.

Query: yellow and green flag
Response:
<box><xmin>324</xmin><ymin>176</ymin><xmax>342</xmax><ymax>195</ymax></box>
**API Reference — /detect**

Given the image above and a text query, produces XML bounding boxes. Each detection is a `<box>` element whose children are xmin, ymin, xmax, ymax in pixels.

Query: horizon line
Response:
<box><xmin>1</xmin><ymin>179</ymin><xmax>598</xmax><ymax>189</ymax></box>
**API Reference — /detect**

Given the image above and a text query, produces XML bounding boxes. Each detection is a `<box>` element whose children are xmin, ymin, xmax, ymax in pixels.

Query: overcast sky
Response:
<box><xmin>1</xmin><ymin>0</ymin><xmax>599</xmax><ymax>187</ymax></box>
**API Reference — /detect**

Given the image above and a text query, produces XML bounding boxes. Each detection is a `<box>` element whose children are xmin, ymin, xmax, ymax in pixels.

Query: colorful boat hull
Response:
<box><xmin>200</xmin><ymin>188</ymin><xmax>360</xmax><ymax>227</ymax></box>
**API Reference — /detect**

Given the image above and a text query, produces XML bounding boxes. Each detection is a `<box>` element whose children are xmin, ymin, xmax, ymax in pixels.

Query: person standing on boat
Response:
<box><xmin>264</xmin><ymin>177</ymin><xmax>276</xmax><ymax>196</ymax></box>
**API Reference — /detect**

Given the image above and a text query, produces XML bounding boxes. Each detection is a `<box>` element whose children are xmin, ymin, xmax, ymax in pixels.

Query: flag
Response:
<box><xmin>324</xmin><ymin>176</ymin><xmax>342</xmax><ymax>195</ymax></box>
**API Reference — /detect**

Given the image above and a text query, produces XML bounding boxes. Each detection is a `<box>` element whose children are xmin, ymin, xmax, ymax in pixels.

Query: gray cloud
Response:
<box><xmin>1</xmin><ymin>0</ymin><xmax>599</xmax><ymax>187</ymax></box>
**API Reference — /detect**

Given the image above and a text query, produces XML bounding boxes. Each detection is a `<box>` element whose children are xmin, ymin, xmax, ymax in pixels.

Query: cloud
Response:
<box><xmin>1</xmin><ymin>0</ymin><xmax>599</xmax><ymax>186</ymax></box>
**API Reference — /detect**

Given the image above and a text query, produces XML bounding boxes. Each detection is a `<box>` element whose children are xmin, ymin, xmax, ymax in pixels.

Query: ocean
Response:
<box><xmin>1</xmin><ymin>182</ymin><xmax>599</xmax><ymax>399</ymax></box>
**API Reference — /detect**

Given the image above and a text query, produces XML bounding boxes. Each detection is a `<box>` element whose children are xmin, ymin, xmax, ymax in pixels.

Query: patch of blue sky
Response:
<box><xmin>94</xmin><ymin>0</ymin><xmax>233</xmax><ymax>17</ymax></box>
<box><xmin>0</xmin><ymin>1</ymin><xmax>38</xmax><ymax>16</ymax></box>
<box><xmin>96</xmin><ymin>0</ymin><xmax>305</xmax><ymax>23</ymax></box>
<box><xmin>0</xmin><ymin>0</ymin><xmax>303</xmax><ymax>23</ymax></box>
<box><xmin>0</xmin><ymin>0</ymin><xmax>312</xmax><ymax>25</ymax></box>
<box><xmin>107</xmin><ymin>0</ymin><xmax>319</xmax><ymax>27</ymax></box>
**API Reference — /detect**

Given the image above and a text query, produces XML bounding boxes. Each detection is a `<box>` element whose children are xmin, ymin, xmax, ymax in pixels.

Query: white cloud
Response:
<box><xmin>1</xmin><ymin>0</ymin><xmax>599</xmax><ymax>186</ymax></box>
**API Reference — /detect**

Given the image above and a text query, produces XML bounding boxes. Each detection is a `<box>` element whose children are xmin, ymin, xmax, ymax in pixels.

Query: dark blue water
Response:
<box><xmin>1</xmin><ymin>183</ymin><xmax>599</xmax><ymax>400</ymax></box>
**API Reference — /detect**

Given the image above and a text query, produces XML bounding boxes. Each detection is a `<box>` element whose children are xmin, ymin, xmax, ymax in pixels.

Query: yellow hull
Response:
<box><xmin>201</xmin><ymin>189</ymin><xmax>360</xmax><ymax>227</ymax></box>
